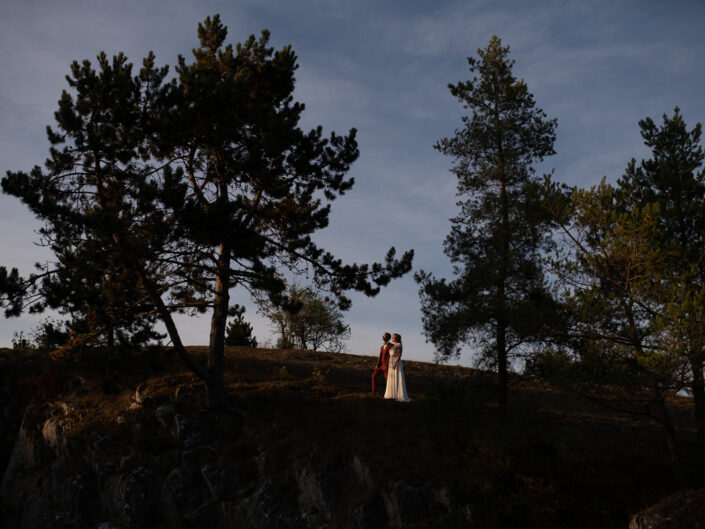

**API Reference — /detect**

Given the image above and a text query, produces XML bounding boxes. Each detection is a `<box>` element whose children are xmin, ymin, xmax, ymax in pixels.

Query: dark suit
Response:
<box><xmin>371</xmin><ymin>342</ymin><xmax>393</xmax><ymax>393</ymax></box>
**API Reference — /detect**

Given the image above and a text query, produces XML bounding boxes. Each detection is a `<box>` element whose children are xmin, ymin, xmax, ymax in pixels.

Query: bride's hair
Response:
<box><xmin>393</xmin><ymin>333</ymin><xmax>402</xmax><ymax>342</ymax></box>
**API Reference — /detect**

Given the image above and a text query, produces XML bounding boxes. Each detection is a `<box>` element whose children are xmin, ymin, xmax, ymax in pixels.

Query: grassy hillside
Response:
<box><xmin>0</xmin><ymin>346</ymin><xmax>701</xmax><ymax>528</ymax></box>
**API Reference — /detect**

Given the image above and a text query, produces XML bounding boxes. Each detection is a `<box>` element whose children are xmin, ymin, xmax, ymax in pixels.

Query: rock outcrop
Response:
<box><xmin>629</xmin><ymin>489</ymin><xmax>705</xmax><ymax>529</ymax></box>
<box><xmin>0</xmin><ymin>395</ymin><xmax>472</xmax><ymax>529</ymax></box>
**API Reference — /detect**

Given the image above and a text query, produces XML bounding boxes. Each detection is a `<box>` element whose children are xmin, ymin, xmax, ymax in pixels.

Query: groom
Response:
<box><xmin>371</xmin><ymin>332</ymin><xmax>393</xmax><ymax>394</ymax></box>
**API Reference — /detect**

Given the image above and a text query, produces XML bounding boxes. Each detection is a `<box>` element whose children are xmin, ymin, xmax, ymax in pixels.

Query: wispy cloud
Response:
<box><xmin>1</xmin><ymin>0</ymin><xmax>703</xmax><ymax>362</ymax></box>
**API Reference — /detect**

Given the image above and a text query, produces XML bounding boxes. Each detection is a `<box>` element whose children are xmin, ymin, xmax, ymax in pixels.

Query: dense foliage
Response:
<box><xmin>537</xmin><ymin>110</ymin><xmax>705</xmax><ymax>479</ymax></box>
<box><xmin>258</xmin><ymin>283</ymin><xmax>351</xmax><ymax>352</ymax></box>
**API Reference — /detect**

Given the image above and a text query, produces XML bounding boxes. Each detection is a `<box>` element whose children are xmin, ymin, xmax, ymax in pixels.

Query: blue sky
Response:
<box><xmin>1</xmin><ymin>0</ymin><xmax>704</xmax><ymax>364</ymax></box>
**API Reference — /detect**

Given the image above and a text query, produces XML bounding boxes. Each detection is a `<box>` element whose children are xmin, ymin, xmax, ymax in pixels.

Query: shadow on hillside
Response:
<box><xmin>0</xmin><ymin>345</ymin><xmax>702</xmax><ymax>528</ymax></box>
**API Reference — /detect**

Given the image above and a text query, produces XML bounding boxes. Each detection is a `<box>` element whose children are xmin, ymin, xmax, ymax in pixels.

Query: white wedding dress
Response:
<box><xmin>384</xmin><ymin>343</ymin><xmax>411</xmax><ymax>402</ymax></box>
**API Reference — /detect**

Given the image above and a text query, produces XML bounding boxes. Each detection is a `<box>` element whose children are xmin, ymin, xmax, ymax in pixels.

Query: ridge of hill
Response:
<box><xmin>0</xmin><ymin>346</ymin><xmax>702</xmax><ymax>528</ymax></box>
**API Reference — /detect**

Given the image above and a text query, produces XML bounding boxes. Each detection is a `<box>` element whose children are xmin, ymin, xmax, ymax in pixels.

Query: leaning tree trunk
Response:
<box><xmin>127</xmin><ymin>252</ymin><xmax>208</xmax><ymax>383</ymax></box>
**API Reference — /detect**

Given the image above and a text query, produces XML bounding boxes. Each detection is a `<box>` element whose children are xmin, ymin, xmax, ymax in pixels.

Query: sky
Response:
<box><xmin>1</xmin><ymin>0</ymin><xmax>704</xmax><ymax>365</ymax></box>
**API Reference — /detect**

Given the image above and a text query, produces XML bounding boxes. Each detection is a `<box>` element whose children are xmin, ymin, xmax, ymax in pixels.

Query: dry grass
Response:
<box><xmin>0</xmin><ymin>345</ymin><xmax>702</xmax><ymax>528</ymax></box>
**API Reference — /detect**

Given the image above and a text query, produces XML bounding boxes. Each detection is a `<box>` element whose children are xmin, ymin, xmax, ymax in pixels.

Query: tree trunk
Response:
<box><xmin>690</xmin><ymin>357</ymin><xmax>705</xmax><ymax>455</ymax></box>
<box><xmin>496</xmin><ymin>176</ymin><xmax>509</xmax><ymax>409</ymax></box>
<box><xmin>106</xmin><ymin>323</ymin><xmax>115</xmax><ymax>355</ymax></box>
<box><xmin>207</xmin><ymin>242</ymin><xmax>230</xmax><ymax>409</ymax></box>
<box><xmin>127</xmin><ymin>254</ymin><xmax>207</xmax><ymax>382</ymax></box>
<box><xmin>496</xmin><ymin>320</ymin><xmax>508</xmax><ymax>408</ymax></box>
<box><xmin>650</xmin><ymin>399</ymin><xmax>688</xmax><ymax>489</ymax></box>
<box><xmin>105</xmin><ymin>323</ymin><xmax>115</xmax><ymax>378</ymax></box>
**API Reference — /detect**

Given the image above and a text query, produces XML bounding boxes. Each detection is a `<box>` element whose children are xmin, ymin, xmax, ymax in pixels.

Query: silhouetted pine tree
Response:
<box><xmin>225</xmin><ymin>307</ymin><xmax>257</xmax><ymax>348</ymax></box>
<box><xmin>618</xmin><ymin>109</ymin><xmax>705</xmax><ymax>454</ymax></box>
<box><xmin>1</xmin><ymin>15</ymin><xmax>413</xmax><ymax>408</ymax></box>
<box><xmin>416</xmin><ymin>37</ymin><xmax>559</xmax><ymax>407</ymax></box>
<box><xmin>1</xmin><ymin>51</ymin><xmax>167</xmax><ymax>355</ymax></box>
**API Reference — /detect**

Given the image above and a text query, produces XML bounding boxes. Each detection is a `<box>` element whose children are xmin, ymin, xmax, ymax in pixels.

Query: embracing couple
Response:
<box><xmin>371</xmin><ymin>332</ymin><xmax>411</xmax><ymax>402</ymax></box>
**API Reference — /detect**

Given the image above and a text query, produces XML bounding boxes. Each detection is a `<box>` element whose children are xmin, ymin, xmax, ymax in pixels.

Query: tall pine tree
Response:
<box><xmin>155</xmin><ymin>17</ymin><xmax>412</xmax><ymax>406</ymax></box>
<box><xmin>1</xmin><ymin>51</ymin><xmax>168</xmax><ymax>355</ymax></box>
<box><xmin>416</xmin><ymin>37</ymin><xmax>558</xmax><ymax>407</ymax></box>
<box><xmin>618</xmin><ymin>108</ymin><xmax>705</xmax><ymax>454</ymax></box>
<box><xmin>544</xmin><ymin>179</ymin><xmax>689</xmax><ymax>484</ymax></box>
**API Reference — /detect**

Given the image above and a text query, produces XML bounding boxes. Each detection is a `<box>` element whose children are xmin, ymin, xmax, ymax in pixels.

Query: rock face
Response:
<box><xmin>629</xmin><ymin>489</ymin><xmax>705</xmax><ymax>529</ymax></box>
<box><xmin>0</xmin><ymin>400</ymin><xmax>472</xmax><ymax>529</ymax></box>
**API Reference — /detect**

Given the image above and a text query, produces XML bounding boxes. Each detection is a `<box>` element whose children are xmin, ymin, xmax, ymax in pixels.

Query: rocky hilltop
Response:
<box><xmin>0</xmin><ymin>346</ymin><xmax>703</xmax><ymax>528</ymax></box>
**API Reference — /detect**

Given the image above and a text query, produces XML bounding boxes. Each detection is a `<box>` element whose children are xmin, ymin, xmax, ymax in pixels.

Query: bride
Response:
<box><xmin>384</xmin><ymin>333</ymin><xmax>411</xmax><ymax>402</ymax></box>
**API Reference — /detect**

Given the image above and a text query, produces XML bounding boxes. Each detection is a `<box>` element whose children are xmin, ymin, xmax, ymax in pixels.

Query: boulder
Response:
<box><xmin>185</xmin><ymin>499</ymin><xmax>221</xmax><ymax>528</ymax></box>
<box><xmin>239</xmin><ymin>470</ymin><xmax>302</xmax><ymax>528</ymax></box>
<box><xmin>294</xmin><ymin>459</ymin><xmax>342</xmax><ymax>523</ymax></box>
<box><xmin>201</xmin><ymin>463</ymin><xmax>239</xmax><ymax>501</ymax></box>
<box><xmin>103</xmin><ymin>466</ymin><xmax>160</xmax><ymax>529</ymax></box>
<box><xmin>133</xmin><ymin>383</ymin><xmax>151</xmax><ymax>406</ymax></box>
<box><xmin>181</xmin><ymin>444</ymin><xmax>216</xmax><ymax>473</ymax></box>
<box><xmin>1</xmin><ymin>405</ymin><xmax>52</xmax><ymax>495</ymax></box>
<box><xmin>41</xmin><ymin>416</ymin><xmax>63</xmax><ymax>452</ymax></box>
<box><xmin>387</xmin><ymin>480</ymin><xmax>453</xmax><ymax>529</ymax></box>
<box><xmin>629</xmin><ymin>489</ymin><xmax>705</xmax><ymax>529</ymax></box>
<box><xmin>161</xmin><ymin>467</ymin><xmax>203</xmax><ymax>528</ymax></box>
<box><xmin>352</xmin><ymin>492</ymin><xmax>388</xmax><ymax>529</ymax></box>
<box><xmin>155</xmin><ymin>404</ymin><xmax>176</xmax><ymax>431</ymax></box>
<box><xmin>175</xmin><ymin>414</ymin><xmax>208</xmax><ymax>450</ymax></box>
<box><xmin>351</xmin><ymin>455</ymin><xmax>373</xmax><ymax>488</ymax></box>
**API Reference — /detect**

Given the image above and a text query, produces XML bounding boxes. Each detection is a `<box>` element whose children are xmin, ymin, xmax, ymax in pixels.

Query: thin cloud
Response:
<box><xmin>1</xmin><ymin>0</ymin><xmax>703</xmax><ymax>363</ymax></box>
